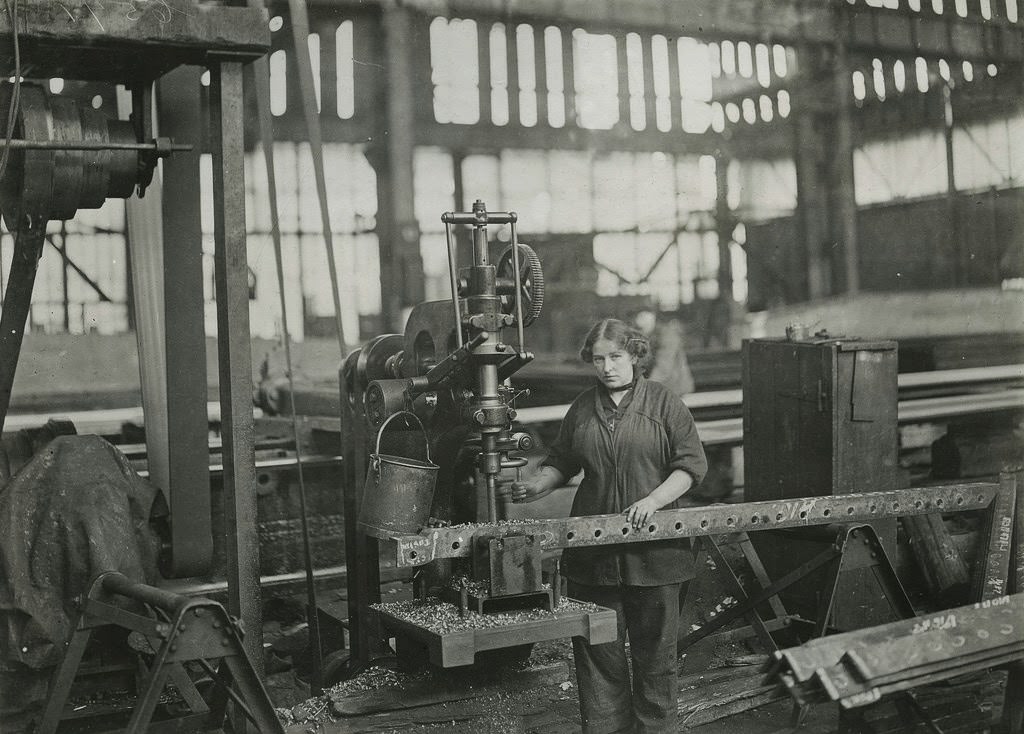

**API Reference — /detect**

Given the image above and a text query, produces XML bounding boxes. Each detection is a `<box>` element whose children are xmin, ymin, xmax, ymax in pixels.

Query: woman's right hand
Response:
<box><xmin>498</xmin><ymin>478</ymin><xmax>550</xmax><ymax>504</ymax></box>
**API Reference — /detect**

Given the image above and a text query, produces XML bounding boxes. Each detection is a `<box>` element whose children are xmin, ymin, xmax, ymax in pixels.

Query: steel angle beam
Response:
<box><xmin>390</xmin><ymin>482</ymin><xmax>1006</xmax><ymax>567</ymax></box>
<box><xmin>776</xmin><ymin>593</ymin><xmax>1024</xmax><ymax>686</ymax></box>
<box><xmin>842</xmin><ymin>653</ymin><xmax>1023</xmax><ymax>708</ymax></box>
<box><xmin>974</xmin><ymin>473</ymin><xmax>1017</xmax><ymax>601</ymax></box>
<box><xmin>832</xmin><ymin>645</ymin><xmax>1024</xmax><ymax>705</ymax></box>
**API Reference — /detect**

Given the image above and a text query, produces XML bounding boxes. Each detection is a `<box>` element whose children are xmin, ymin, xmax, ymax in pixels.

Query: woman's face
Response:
<box><xmin>590</xmin><ymin>337</ymin><xmax>636</xmax><ymax>391</ymax></box>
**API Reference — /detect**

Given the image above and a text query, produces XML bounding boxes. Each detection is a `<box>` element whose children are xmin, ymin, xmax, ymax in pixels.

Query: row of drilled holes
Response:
<box><xmin>405</xmin><ymin>493</ymin><xmax>986</xmax><ymax>560</ymax></box>
<box><xmin>559</xmin><ymin>494</ymin><xmax>983</xmax><ymax>542</ymax></box>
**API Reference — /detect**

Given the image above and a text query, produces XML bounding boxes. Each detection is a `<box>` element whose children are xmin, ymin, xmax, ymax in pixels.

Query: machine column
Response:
<box><xmin>377</xmin><ymin>3</ymin><xmax>424</xmax><ymax>332</ymax></box>
<box><xmin>210</xmin><ymin>60</ymin><xmax>263</xmax><ymax>679</ymax></box>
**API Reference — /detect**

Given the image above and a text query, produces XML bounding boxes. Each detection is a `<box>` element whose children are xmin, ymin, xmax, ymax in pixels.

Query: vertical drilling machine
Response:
<box><xmin>340</xmin><ymin>201</ymin><xmax>615</xmax><ymax>670</ymax></box>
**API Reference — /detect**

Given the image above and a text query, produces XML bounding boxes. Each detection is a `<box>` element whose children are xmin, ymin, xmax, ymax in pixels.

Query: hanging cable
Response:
<box><xmin>287</xmin><ymin>0</ymin><xmax>346</xmax><ymax>358</ymax></box>
<box><xmin>246</xmin><ymin>5</ymin><xmax>324</xmax><ymax>694</ymax></box>
<box><xmin>0</xmin><ymin>0</ymin><xmax>22</xmax><ymax>184</ymax></box>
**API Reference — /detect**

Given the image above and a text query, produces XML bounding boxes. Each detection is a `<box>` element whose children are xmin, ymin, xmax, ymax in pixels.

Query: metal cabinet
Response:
<box><xmin>743</xmin><ymin>337</ymin><xmax>899</xmax><ymax>499</ymax></box>
<box><xmin>742</xmin><ymin>337</ymin><xmax>900</xmax><ymax>629</ymax></box>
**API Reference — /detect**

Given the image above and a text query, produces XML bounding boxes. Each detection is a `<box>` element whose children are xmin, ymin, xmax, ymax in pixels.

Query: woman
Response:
<box><xmin>502</xmin><ymin>318</ymin><xmax>707</xmax><ymax>734</ymax></box>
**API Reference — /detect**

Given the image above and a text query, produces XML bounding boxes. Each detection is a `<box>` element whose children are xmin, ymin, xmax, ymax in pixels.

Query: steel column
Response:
<box><xmin>210</xmin><ymin>61</ymin><xmax>262</xmax><ymax>677</ymax></box>
<box><xmin>792</xmin><ymin>80</ymin><xmax>829</xmax><ymax>299</ymax></box>
<box><xmin>0</xmin><ymin>219</ymin><xmax>45</xmax><ymax>433</ymax></box>
<box><xmin>831</xmin><ymin>24</ymin><xmax>860</xmax><ymax>295</ymax></box>
<box><xmin>378</xmin><ymin>3</ymin><xmax>424</xmax><ymax>332</ymax></box>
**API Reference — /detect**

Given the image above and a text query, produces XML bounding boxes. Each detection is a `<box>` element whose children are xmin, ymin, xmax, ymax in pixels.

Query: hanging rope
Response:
<box><xmin>246</xmin><ymin>2</ymin><xmax>324</xmax><ymax>694</ymax></box>
<box><xmin>286</xmin><ymin>0</ymin><xmax>347</xmax><ymax>358</ymax></box>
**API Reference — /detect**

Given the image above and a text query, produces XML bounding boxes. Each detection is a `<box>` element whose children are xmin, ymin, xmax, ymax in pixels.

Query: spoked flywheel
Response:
<box><xmin>496</xmin><ymin>243</ymin><xmax>544</xmax><ymax>327</ymax></box>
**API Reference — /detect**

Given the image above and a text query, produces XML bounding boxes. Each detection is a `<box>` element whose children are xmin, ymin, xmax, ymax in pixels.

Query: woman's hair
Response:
<box><xmin>579</xmin><ymin>318</ymin><xmax>653</xmax><ymax>376</ymax></box>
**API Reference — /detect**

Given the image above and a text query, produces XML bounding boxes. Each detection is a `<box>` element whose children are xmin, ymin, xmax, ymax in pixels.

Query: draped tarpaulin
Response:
<box><xmin>0</xmin><ymin>435</ymin><xmax>164</xmax><ymax>726</ymax></box>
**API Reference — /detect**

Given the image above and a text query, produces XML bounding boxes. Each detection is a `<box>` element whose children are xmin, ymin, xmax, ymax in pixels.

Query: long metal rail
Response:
<box><xmin>387</xmin><ymin>480</ymin><xmax>1014</xmax><ymax>571</ymax></box>
<box><xmin>4</xmin><ymin>364</ymin><xmax>1020</xmax><ymax>440</ymax></box>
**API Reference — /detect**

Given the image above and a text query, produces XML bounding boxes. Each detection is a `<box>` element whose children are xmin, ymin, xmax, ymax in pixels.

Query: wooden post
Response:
<box><xmin>900</xmin><ymin>513</ymin><xmax>970</xmax><ymax>604</ymax></box>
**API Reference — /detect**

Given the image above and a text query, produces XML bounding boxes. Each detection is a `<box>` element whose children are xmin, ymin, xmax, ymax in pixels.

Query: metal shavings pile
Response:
<box><xmin>446</xmin><ymin>574</ymin><xmax>490</xmax><ymax>597</ymax></box>
<box><xmin>327</xmin><ymin>665</ymin><xmax>422</xmax><ymax>698</ymax></box>
<box><xmin>444</xmin><ymin>518</ymin><xmax>544</xmax><ymax>530</ymax></box>
<box><xmin>275</xmin><ymin>667</ymin><xmax>428</xmax><ymax>728</ymax></box>
<box><xmin>372</xmin><ymin>597</ymin><xmax>599</xmax><ymax>634</ymax></box>
<box><xmin>446</xmin><ymin>575</ymin><xmax>554</xmax><ymax>598</ymax></box>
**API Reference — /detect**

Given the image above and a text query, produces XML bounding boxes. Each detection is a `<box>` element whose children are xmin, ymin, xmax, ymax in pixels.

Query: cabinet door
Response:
<box><xmin>743</xmin><ymin>341</ymin><xmax>833</xmax><ymax>501</ymax></box>
<box><xmin>833</xmin><ymin>345</ymin><xmax>899</xmax><ymax>494</ymax></box>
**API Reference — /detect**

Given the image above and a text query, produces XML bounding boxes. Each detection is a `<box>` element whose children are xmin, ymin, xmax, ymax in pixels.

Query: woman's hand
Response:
<box><xmin>624</xmin><ymin>496</ymin><xmax>662</xmax><ymax>529</ymax></box>
<box><xmin>497</xmin><ymin>478</ymin><xmax>551</xmax><ymax>504</ymax></box>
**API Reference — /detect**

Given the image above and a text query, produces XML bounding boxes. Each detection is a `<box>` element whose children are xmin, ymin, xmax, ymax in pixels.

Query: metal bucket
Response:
<box><xmin>358</xmin><ymin>411</ymin><xmax>439</xmax><ymax>538</ymax></box>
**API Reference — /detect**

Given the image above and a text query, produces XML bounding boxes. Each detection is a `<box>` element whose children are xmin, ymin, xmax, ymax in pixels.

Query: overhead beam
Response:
<box><xmin>726</xmin><ymin>70</ymin><xmax>1024</xmax><ymax>159</ymax></box>
<box><xmin>304</xmin><ymin>0</ymin><xmax>1024</xmax><ymax>64</ymax></box>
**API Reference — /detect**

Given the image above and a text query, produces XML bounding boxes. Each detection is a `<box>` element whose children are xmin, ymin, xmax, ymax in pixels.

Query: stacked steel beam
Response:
<box><xmin>772</xmin><ymin>593</ymin><xmax>1024</xmax><ymax>709</ymax></box>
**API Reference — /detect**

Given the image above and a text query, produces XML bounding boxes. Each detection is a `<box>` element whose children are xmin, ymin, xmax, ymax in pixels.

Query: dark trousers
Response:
<box><xmin>568</xmin><ymin>581</ymin><xmax>683</xmax><ymax>734</ymax></box>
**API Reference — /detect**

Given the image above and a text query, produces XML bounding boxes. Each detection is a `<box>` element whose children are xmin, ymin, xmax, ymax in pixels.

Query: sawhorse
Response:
<box><xmin>38</xmin><ymin>571</ymin><xmax>284</xmax><ymax>734</ymax></box>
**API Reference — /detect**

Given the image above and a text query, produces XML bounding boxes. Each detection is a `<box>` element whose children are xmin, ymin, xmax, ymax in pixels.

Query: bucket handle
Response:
<box><xmin>373</xmin><ymin>410</ymin><xmax>432</xmax><ymax>464</ymax></box>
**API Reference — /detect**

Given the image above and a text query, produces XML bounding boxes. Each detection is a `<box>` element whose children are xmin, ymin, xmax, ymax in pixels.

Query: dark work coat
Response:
<box><xmin>542</xmin><ymin>375</ymin><xmax>708</xmax><ymax>586</ymax></box>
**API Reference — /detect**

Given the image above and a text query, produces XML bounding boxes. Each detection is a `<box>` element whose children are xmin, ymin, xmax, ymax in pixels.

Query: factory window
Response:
<box><xmin>772</xmin><ymin>45</ymin><xmax>789</xmax><ymax>77</ymax></box>
<box><xmin>1</xmin><ymin>200</ymin><xmax>129</xmax><ymax>335</ymax></box>
<box><xmin>755</xmin><ymin>44</ymin><xmax>772</xmax><ymax>88</ymax></box>
<box><xmin>544</xmin><ymin>27</ymin><xmax>566</xmax><ymax>128</ymax></box>
<box><xmin>729</xmin><ymin>159</ymin><xmax>797</xmax><ymax>220</ymax></box>
<box><xmin>462</xmin><ymin>154</ymin><xmax>502</xmax><ymax>214</ymax></box>
<box><xmin>736</xmin><ymin>41</ymin><xmax>753</xmax><ymax>78</ymax></box>
<box><xmin>429</xmin><ymin>17</ymin><xmax>480</xmax><ymax>125</ymax></box>
<box><xmin>893</xmin><ymin>60</ymin><xmax>906</xmax><ymax>92</ymax></box>
<box><xmin>720</xmin><ymin>40</ymin><xmax>736</xmax><ymax>76</ymax></box>
<box><xmin>414</xmin><ymin>147</ymin><xmax>456</xmax><ymax>302</ymax></box>
<box><xmin>501</xmin><ymin>149</ymin><xmax>551</xmax><ymax>227</ymax></box>
<box><xmin>678</xmin><ymin>38</ymin><xmax>712</xmax><ymax>134</ymax></box>
<box><xmin>651</xmin><ymin>35</ymin><xmax>672</xmax><ymax>132</ymax></box>
<box><xmin>777</xmin><ymin>90</ymin><xmax>791</xmax><ymax>118</ymax></box>
<box><xmin>270</xmin><ymin>49</ymin><xmax>287</xmax><ymax>116</ymax></box>
<box><xmin>199</xmin><ymin>143</ymin><xmax>378</xmax><ymax>341</ymax></box>
<box><xmin>489</xmin><ymin>24</ymin><xmax>510</xmax><ymax>126</ymax></box>
<box><xmin>915</xmin><ymin>57</ymin><xmax>930</xmax><ymax>92</ymax></box>
<box><xmin>573</xmin><ymin>30</ymin><xmax>619</xmax><ymax>130</ymax></box>
<box><xmin>626</xmin><ymin>33</ymin><xmax>646</xmax><ymax>131</ymax></box>
<box><xmin>952</xmin><ymin>112</ymin><xmax>1023</xmax><ymax>191</ymax></box>
<box><xmin>336</xmin><ymin>20</ymin><xmax>355</xmax><ymax>119</ymax></box>
<box><xmin>854</xmin><ymin>131</ymin><xmax>947</xmax><ymax>204</ymax></box>
<box><xmin>708</xmin><ymin>43</ymin><xmax>722</xmax><ymax>78</ymax></box>
<box><xmin>516</xmin><ymin>25</ymin><xmax>538</xmax><ymax>127</ymax></box>
<box><xmin>425</xmin><ymin>149</ymin><xmax>736</xmax><ymax>309</ymax></box>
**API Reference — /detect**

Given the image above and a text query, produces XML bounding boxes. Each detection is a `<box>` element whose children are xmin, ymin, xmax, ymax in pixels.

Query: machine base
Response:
<box><xmin>371</xmin><ymin>597</ymin><xmax>617</xmax><ymax>667</ymax></box>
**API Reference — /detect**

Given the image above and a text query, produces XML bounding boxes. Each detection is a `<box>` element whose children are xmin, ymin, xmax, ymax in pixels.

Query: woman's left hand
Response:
<box><xmin>624</xmin><ymin>496</ymin><xmax>662</xmax><ymax>529</ymax></box>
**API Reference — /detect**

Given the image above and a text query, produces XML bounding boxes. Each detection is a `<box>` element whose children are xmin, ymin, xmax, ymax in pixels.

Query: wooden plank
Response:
<box><xmin>330</xmin><ymin>661</ymin><xmax>569</xmax><ymax>716</ymax></box>
<box><xmin>901</xmin><ymin>513</ymin><xmax>970</xmax><ymax>602</ymax></box>
<box><xmin>0</xmin><ymin>1</ymin><xmax>270</xmax><ymax>81</ymax></box>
